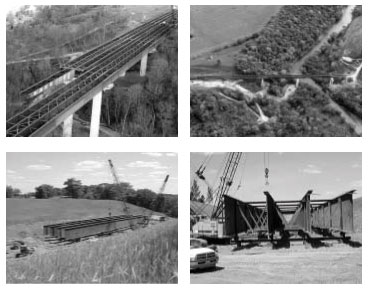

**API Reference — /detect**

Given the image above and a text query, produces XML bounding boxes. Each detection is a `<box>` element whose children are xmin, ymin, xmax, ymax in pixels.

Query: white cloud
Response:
<box><xmin>352</xmin><ymin>163</ymin><xmax>361</xmax><ymax>168</ymax></box>
<box><xmin>7</xmin><ymin>169</ymin><xmax>16</xmax><ymax>174</ymax></box>
<box><xmin>350</xmin><ymin>179</ymin><xmax>362</xmax><ymax>188</ymax></box>
<box><xmin>141</xmin><ymin>152</ymin><xmax>163</xmax><ymax>157</ymax></box>
<box><xmin>165</xmin><ymin>153</ymin><xmax>177</xmax><ymax>157</ymax></box>
<box><xmin>126</xmin><ymin>161</ymin><xmax>167</xmax><ymax>170</ymax></box>
<box><xmin>26</xmin><ymin>164</ymin><xmax>52</xmax><ymax>171</ymax></box>
<box><xmin>74</xmin><ymin>160</ymin><xmax>104</xmax><ymax>172</ymax></box>
<box><xmin>302</xmin><ymin>164</ymin><xmax>322</xmax><ymax>174</ymax></box>
<box><xmin>149</xmin><ymin>170</ymin><xmax>168</xmax><ymax>175</ymax></box>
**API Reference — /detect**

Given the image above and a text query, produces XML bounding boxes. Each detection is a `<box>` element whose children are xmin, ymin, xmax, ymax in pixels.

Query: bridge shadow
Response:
<box><xmin>232</xmin><ymin>241</ymin><xmax>261</xmax><ymax>251</ymax></box>
<box><xmin>191</xmin><ymin>266</ymin><xmax>224</xmax><ymax>274</ymax></box>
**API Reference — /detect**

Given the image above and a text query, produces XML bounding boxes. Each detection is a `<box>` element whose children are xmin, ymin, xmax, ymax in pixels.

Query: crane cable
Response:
<box><xmin>235</xmin><ymin>153</ymin><xmax>247</xmax><ymax>194</ymax></box>
<box><xmin>264</xmin><ymin>152</ymin><xmax>270</xmax><ymax>186</ymax></box>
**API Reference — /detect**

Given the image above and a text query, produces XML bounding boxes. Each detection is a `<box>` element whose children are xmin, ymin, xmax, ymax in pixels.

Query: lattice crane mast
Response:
<box><xmin>211</xmin><ymin>152</ymin><xmax>243</xmax><ymax>222</ymax></box>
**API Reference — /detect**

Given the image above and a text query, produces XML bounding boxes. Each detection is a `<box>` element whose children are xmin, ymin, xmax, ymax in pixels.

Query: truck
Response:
<box><xmin>190</xmin><ymin>238</ymin><xmax>218</xmax><ymax>271</ymax></box>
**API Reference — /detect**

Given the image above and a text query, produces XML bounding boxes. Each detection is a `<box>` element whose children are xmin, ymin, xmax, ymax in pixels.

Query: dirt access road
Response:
<box><xmin>191</xmin><ymin>244</ymin><xmax>361</xmax><ymax>284</ymax></box>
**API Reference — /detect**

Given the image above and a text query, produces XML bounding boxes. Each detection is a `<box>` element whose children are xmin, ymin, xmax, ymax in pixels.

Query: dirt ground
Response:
<box><xmin>191</xmin><ymin>243</ymin><xmax>361</xmax><ymax>284</ymax></box>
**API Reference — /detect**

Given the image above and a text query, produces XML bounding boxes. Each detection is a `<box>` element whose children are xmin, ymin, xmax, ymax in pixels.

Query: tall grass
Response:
<box><xmin>7</xmin><ymin>221</ymin><xmax>178</xmax><ymax>283</ymax></box>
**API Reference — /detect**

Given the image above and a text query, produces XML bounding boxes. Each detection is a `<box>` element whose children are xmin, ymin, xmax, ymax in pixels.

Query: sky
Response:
<box><xmin>191</xmin><ymin>152</ymin><xmax>362</xmax><ymax>202</ymax></box>
<box><xmin>7</xmin><ymin>152</ymin><xmax>178</xmax><ymax>195</ymax></box>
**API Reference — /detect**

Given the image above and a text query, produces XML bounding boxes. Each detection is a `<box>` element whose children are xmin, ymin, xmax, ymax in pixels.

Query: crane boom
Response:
<box><xmin>158</xmin><ymin>175</ymin><xmax>170</xmax><ymax>194</ymax></box>
<box><xmin>108</xmin><ymin>159</ymin><xmax>129</xmax><ymax>214</ymax></box>
<box><xmin>211</xmin><ymin>152</ymin><xmax>242</xmax><ymax>222</ymax></box>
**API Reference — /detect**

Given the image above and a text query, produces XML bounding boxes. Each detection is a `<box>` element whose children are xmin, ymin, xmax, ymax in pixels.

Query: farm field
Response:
<box><xmin>7</xmin><ymin>220</ymin><xmax>178</xmax><ymax>283</ymax></box>
<box><xmin>191</xmin><ymin>244</ymin><xmax>361</xmax><ymax>284</ymax></box>
<box><xmin>190</xmin><ymin>5</ymin><xmax>282</xmax><ymax>57</ymax></box>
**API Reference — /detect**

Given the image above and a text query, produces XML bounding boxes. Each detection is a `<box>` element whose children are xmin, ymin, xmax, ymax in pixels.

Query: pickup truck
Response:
<box><xmin>190</xmin><ymin>238</ymin><xmax>218</xmax><ymax>270</ymax></box>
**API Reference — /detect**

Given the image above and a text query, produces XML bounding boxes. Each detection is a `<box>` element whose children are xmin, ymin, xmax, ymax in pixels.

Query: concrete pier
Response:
<box><xmin>89</xmin><ymin>91</ymin><xmax>102</xmax><ymax>137</ymax></box>
<box><xmin>62</xmin><ymin>114</ymin><xmax>74</xmax><ymax>137</ymax></box>
<box><xmin>140</xmin><ymin>53</ymin><xmax>148</xmax><ymax>76</ymax></box>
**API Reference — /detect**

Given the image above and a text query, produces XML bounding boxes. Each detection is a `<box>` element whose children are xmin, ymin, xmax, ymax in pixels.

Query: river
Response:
<box><xmin>291</xmin><ymin>5</ymin><xmax>356</xmax><ymax>74</ymax></box>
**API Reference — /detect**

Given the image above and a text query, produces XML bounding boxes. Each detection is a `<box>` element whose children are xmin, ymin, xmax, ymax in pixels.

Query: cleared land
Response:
<box><xmin>6</xmin><ymin>198</ymin><xmax>164</xmax><ymax>244</ymax></box>
<box><xmin>191</xmin><ymin>197</ymin><xmax>362</xmax><ymax>283</ymax></box>
<box><xmin>191</xmin><ymin>244</ymin><xmax>361</xmax><ymax>284</ymax></box>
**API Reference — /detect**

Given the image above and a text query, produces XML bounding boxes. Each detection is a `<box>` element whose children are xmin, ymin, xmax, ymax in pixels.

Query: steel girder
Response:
<box><xmin>311</xmin><ymin>190</ymin><xmax>355</xmax><ymax>233</ymax></box>
<box><xmin>264</xmin><ymin>191</ymin><xmax>288</xmax><ymax>234</ymax></box>
<box><xmin>288</xmin><ymin>190</ymin><xmax>313</xmax><ymax>232</ymax></box>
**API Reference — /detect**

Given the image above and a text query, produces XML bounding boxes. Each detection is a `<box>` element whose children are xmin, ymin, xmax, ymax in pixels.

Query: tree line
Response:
<box><xmin>6</xmin><ymin>178</ymin><xmax>178</xmax><ymax>218</ymax></box>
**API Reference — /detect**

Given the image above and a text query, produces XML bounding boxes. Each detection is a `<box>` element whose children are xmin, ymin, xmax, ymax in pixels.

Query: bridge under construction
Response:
<box><xmin>6</xmin><ymin>8</ymin><xmax>178</xmax><ymax>137</ymax></box>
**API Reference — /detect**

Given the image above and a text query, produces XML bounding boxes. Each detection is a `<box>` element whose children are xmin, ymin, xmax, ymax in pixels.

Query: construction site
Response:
<box><xmin>190</xmin><ymin>152</ymin><xmax>362</xmax><ymax>283</ymax></box>
<box><xmin>6</xmin><ymin>152</ymin><xmax>178</xmax><ymax>283</ymax></box>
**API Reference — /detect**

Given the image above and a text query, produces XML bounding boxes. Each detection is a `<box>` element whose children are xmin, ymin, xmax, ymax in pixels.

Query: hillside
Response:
<box><xmin>6</xmin><ymin>198</ymin><xmax>166</xmax><ymax>242</ymax></box>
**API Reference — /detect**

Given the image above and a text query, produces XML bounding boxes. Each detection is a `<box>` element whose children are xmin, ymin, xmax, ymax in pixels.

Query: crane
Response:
<box><xmin>158</xmin><ymin>174</ymin><xmax>170</xmax><ymax>194</ymax></box>
<box><xmin>107</xmin><ymin>159</ymin><xmax>130</xmax><ymax>217</ymax></box>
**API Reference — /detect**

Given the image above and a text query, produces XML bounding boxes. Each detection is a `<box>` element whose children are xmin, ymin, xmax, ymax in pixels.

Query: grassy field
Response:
<box><xmin>190</xmin><ymin>5</ymin><xmax>281</xmax><ymax>56</ymax></box>
<box><xmin>6</xmin><ymin>198</ymin><xmax>164</xmax><ymax>243</ymax></box>
<box><xmin>7</xmin><ymin>220</ymin><xmax>178</xmax><ymax>283</ymax></box>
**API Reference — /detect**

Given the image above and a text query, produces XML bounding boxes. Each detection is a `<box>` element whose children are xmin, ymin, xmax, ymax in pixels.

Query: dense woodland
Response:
<box><xmin>191</xmin><ymin>83</ymin><xmax>356</xmax><ymax>137</ymax></box>
<box><xmin>191</xmin><ymin>5</ymin><xmax>361</xmax><ymax>137</ymax></box>
<box><xmin>6</xmin><ymin>179</ymin><xmax>178</xmax><ymax>218</ymax></box>
<box><xmin>78</xmin><ymin>31</ymin><xmax>178</xmax><ymax>136</ymax></box>
<box><xmin>6</xmin><ymin>6</ymin><xmax>128</xmax><ymax>60</ymax></box>
<box><xmin>236</xmin><ymin>5</ymin><xmax>344</xmax><ymax>74</ymax></box>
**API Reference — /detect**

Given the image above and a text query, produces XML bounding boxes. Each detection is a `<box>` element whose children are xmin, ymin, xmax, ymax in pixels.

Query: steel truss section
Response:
<box><xmin>224</xmin><ymin>189</ymin><xmax>355</xmax><ymax>244</ymax></box>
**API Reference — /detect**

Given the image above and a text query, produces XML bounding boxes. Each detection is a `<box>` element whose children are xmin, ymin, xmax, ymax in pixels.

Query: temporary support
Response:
<box><xmin>140</xmin><ymin>52</ymin><xmax>148</xmax><ymax>76</ymax></box>
<box><xmin>62</xmin><ymin>114</ymin><xmax>74</xmax><ymax>137</ymax></box>
<box><xmin>89</xmin><ymin>91</ymin><xmax>102</xmax><ymax>137</ymax></box>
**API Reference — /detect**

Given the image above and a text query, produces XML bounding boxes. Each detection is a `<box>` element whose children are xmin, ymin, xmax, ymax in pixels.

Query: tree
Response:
<box><xmin>6</xmin><ymin>185</ymin><xmax>21</xmax><ymax>198</ymax></box>
<box><xmin>190</xmin><ymin>179</ymin><xmax>202</xmax><ymax>201</ymax></box>
<box><xmin>63</xmin><ymin>178</ymin><xmax>83</xmax><ymax>198</ymax></box>
<box><xmin>35</xmin><ymin>184</ymin><xmax>54</xmax><ymax>199</ymax></box>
